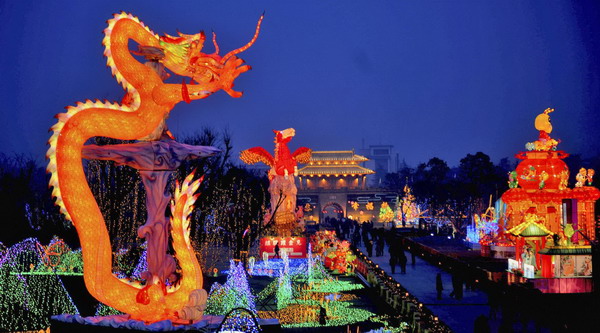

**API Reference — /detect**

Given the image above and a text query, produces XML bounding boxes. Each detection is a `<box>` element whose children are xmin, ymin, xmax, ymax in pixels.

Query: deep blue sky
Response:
<box><xmin>1</xmin><ymin>0</ymin><xmax>599</xmax><ymax>167</ymax></box>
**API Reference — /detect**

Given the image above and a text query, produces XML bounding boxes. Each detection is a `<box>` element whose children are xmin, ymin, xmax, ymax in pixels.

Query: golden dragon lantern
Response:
<box><xmin>46</xmin><ymin>12</ymin><xmax>263</xmax><ymax>322</ymax></box>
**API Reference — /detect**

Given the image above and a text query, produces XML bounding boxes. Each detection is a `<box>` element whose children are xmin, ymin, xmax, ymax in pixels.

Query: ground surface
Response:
<box><xmin>358</xmin><ymin>235</ymin><xmax>559</xmax><ymax>333</ymax></box>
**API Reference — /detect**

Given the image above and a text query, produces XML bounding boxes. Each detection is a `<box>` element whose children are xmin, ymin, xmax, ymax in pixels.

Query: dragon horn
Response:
<box><xmin>221</xmin><ymin>13</ymin><xmax>264</xmax><ymax>63</ymax></box>
<box><xmin>212</xmin><ymin>30</ymin><xmax>220</xmax><ymax>55</ymax></box>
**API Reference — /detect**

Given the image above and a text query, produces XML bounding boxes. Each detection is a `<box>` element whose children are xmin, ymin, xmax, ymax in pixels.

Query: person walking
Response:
<box><xmin>456</xmin><ymin>271</ymin><xmax>464</xmax><ymax>300</ymax></box>
<box><xmin>450</xmin><ymin>270</ymin><xmax>464</xmax><ymax>300</ymax></box>
<box><xmin>376</xmin><ymin>236</ymin><xmax>384</xmax><ymax>257</ymax></box>
<box><xmin>319</xmin><ymin>306</ymin><xmax>327</xmax><ymax>325</ymax></box>
<box><xmin>274</xmin><ymin>242</ymin><xmax>281</xmax><ymax>259</ymax></box>
<box><xmin>436</xmin><ymin>273</ymin><xmax>443</xmax><ymax>300</ymax></box>
<box><xmin>398</xmin><ymin>249</ymin><xmax>407</xmax><ymax>274</ymax></box>
<box><xmin>366</xmin><ymin>239</ymin><xmax>373</xmax><ymax>257</ymax></box>
<box><xmin>353</xmin><ymin>227</ymin><xmax>362</xmax><ymax>247</ymax></box>
<box><xmin>473</xmin><ymin>315</ymin><xmax>491</xmax><ymax>333</ymax></box>
<box><xmin>388</xmin><ymin>241</ymin><xmax>397</xmax><ymax>274</ymax></box>
<box><xmin>389</xmin><ymin>254</ymin><xmax>397</xmax><ymax>274</ymax></box>
<box><xmin>450</xmin><ymin>270</ymin><xmax>457</xmax><ymax>299</ymax></box>
<box><xmin>393</xmin><ymin>242</ymin><xmax>407</xmax><ymax>274</ymax></box>
<box><xmin>362</xmin><ymin>231</ymin><xmax>369</xmax><ymax>248</ymax></box>
<box><xmin>488</xmin><ymin>285</ymin><xmax>500</xmax><ymax>320</ymax></box>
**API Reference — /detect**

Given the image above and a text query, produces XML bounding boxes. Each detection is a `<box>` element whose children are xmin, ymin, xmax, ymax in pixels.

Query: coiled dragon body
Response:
<box><xmin>47</xmin><ymin>12</ymin><xmax>262</xmax><ymax>322</ymax></box>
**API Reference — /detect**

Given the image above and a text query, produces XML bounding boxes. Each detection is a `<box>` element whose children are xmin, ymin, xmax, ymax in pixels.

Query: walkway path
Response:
<box><xmin>358</xmin><ymin>243</ymin><xmax>489</xmax><ymax>333</ymax></box>
<box><xmin>358</xmin><ymin>237</ymin><xmax>559</xmax><ymax>333</ymax></box>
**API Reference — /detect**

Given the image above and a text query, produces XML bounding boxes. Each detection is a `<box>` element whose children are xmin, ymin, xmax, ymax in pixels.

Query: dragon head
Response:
<box><xmin>273</xmin><ymin>128</ymin><xmax>295</xmax><ymax>144</ymax></box>
<box><xmin>156</xmin><ymin>15</ymin><xmax>264</xmax><ymax>101</ymax></box>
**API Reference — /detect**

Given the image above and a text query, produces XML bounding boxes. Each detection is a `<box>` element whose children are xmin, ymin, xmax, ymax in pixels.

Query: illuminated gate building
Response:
<box><xmin>296</xmin><ymin>150</ymin><xmax>397</xmax><ymax>223</ymax></box>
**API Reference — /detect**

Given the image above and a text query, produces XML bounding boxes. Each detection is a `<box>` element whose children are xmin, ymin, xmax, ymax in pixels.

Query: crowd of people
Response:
<box><xmin>317</xmin><ymin>217</ymin><xmax>471</xmax><ymax>299</ymax></box>
<box><xmin>319</xmin><ymin>217</ymin><xmax>412</xmax><ymax>275</ymax></box>
<box><xmin>321</xmin><ymin>217</ymin><xmax>387</xmax><ymax>256</ymax></box>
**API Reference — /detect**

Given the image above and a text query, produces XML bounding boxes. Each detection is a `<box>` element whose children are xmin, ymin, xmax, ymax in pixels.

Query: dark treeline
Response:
<box><xmin>0</xmin><ymin>153</ymin><xmax>76</xmax><ymax>246</ymax></box>
<box><xmin>2</xmin><ymin>145</ymin><xmax>599</xmax><ymax>249</ymax></box>
<box><xmin>382</xmin><ymin>152</ymin><xmax>600</xmax><ymax>236</ymax></box>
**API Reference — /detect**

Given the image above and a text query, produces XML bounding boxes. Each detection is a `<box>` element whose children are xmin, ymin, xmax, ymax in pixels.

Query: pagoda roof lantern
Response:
<box><xmin>309</xmin><ymin>150</ymin><xmax>369</xmax><ymax>163</ymax></box>
<box><xmin>508</xmin><ymin>214</ymin><xmax>553</xmax><ymax>237</ymax></box>
<box><xmin>298</xmin><ymin>149</ymin><xmax>375</xmax><ymax>177</ymax></box>
<box><xmin>538</xmin><ymin>246</ymin><xmax>592</xmax><ymax>255</ymax></box>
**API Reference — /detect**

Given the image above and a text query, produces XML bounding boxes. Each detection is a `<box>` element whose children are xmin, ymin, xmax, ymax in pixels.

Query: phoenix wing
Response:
<box><xmin>292</xmin><ymin>147</ymin><xmax>312</xmax><ymax>164</ymax></box>
<box><xmin>240</xmin><ymin>147</ymin><xmax>275</xmax><ymax>167</ymax></box>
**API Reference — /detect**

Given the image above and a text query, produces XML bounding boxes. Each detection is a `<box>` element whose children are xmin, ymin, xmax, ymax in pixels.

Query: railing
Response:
<box><xmin>299</xmin><ymin>188</ymin><xmax>395</xmax><ymax>193</ymax></box>
<box><xmin>217</xmin><ymin>307</ymin><xmax>261</xmax><ymax>333</ymax></box>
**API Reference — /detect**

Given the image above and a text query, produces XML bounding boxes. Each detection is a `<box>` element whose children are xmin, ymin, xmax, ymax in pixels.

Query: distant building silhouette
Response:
<box><xmin>359</xmin><ymin>144</ymin><xmax>399</xmax><ymax>186</ymax></box>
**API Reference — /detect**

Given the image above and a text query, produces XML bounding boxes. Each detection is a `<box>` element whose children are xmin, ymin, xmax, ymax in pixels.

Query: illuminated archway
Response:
<box><xmin>321</xmin><ymin>201</ymin><xmax>344</xmax><ymax>221</ymax></box>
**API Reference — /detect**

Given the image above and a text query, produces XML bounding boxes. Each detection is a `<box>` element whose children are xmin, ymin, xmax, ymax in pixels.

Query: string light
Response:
<box><xmin>276</xmin><ymin>270</ymin><xmax>293</xmax><ymax>310</ymax></box>
<box><xmin>218</xmin><ymin>308</ymin><xmax>260</xmax><ymax>333</ymax></box>
<box><xmin>0</xmin><ymin>238</ymin><xmax>78</xmax><ymax>331</ymax></box>
<box><xmin>379</xmin><ymin>202</ymin><xmax>394</xmax><ymax>222</ymax></box>
<box><xmin>205</xmin><ymin>261</ymin><xmax>257</xmax><ymax>315</ymax></box>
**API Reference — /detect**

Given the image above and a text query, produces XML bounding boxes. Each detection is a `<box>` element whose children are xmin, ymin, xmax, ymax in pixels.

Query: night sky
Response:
<box><xmin>1</xmin><ymin>0</ymin><xmax>599</xmax><ymax>168</ymax></box>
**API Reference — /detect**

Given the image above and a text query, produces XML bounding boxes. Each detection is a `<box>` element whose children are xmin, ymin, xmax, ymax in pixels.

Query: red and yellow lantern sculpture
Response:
<box><xmin>240</xmin><ymin>129</ymin><xmax>311</xmax><ymax>235</ymax></box>
<box><xmin>46</xmin><ymin>12</ymin><xmax>262</xmax><ymax>322</ymax></box>
<box><xmin>502</xmin><ymin>109</ymin><xmax>599</xmax><ymax>240</ymax></box>
<box><xmin>502</xmin><ymin>109</ymin><xmax>599</xmax><ymax>290</ymax></box>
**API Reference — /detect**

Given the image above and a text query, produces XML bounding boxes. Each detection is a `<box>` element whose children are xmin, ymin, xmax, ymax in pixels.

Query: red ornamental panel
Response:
<box><xmin>501</xmin><ymin>188</ymin><xmax>529</xmax><ymax>203</ymax></box>
<box><xmin>572</xmin><ymin>187</ymin><xmax>600</xmax><ymax>201</ymax></box>
<box><xmin>515</xmin><ymin>151</ymin><xmax>569</xmax><ymax>191</ymax></box>
<box><xmin>503</xmin><ymin>187</ymin><xmax>600</xmax><ymax>204</ymax></box>
<box><xmin>260</xmin><ymin>237</ymin><xmax>307</xmax><ymax>258</ymax></box>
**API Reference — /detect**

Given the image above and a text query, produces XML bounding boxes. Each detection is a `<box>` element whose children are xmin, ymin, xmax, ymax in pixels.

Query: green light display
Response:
<box><xmin>95</xmin><ymin>303</ymin><xmax>123</xmax><ymax>316</ymax></box>
<box><xmin>306</xmin><ymin>279</ymin><xmax>363</xmax><ymax>293</ymax></box>
<box><xmin>266</xmin><ymin>258</ymin><xmax>377</xmax><ymax>329</ymax></box>
<box><xmin>205</xmin><ymin>261</ymin><xmax>257</xmax><ymax>315</ymax></box>
<box><xmin>279</xmin><ymin>298</ymin><xmax>374</xmax><ymax>328</ymax></box>
<box><xmin>276</xmin><ymin>273</ymin><xmax>293</xmax><ymax>310</ymax></box>
<box><xmin>0</xmin><ymin>267</ymin><xmax>78</xmax><ymax>331</ymax></box>
<box><xmin>0</xmin><ymin>238</ymin><xmax>79</xmax><ymax>331</ymax></box>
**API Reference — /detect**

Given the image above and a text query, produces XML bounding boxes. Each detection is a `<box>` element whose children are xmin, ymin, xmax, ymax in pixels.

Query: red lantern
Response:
<box><xmin>515</xmin><ymin>151</ymin><xmax>569</xmax><ymax>190</ymax></box>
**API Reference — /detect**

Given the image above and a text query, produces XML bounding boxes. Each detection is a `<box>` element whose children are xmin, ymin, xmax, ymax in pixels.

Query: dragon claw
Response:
<box><xmin>225</xmin><ymin>88</ymin><xmax>243</xmax><ymax>98</ymax></box>
<box><xmin>240</xmin><ymin>65</ymin><xmax>252</xmax><ymax>72</ymax></box>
